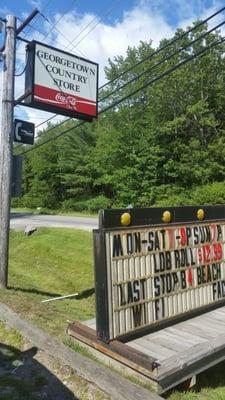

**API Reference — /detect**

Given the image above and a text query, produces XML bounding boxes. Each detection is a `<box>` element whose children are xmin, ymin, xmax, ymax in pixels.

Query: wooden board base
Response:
<box><xmin>68</xmin><ymin>306</ymin><xmax>225</xmax><ymax>394</ymax></box>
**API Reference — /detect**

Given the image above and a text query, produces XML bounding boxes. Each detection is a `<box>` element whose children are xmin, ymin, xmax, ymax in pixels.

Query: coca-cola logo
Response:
<box><xmin>55</xmin><ymin>93</ymin><xmax>76</xmax><ymax>107</ymax></box>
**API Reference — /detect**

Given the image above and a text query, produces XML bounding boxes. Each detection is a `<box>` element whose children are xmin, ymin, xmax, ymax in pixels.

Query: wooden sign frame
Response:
<box><xmin>94</xmin><ymin>206</ymin><xmax>225</xmax><ymax>342</ymax></box>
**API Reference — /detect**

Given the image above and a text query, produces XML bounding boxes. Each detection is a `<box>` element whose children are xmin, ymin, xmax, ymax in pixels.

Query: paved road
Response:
<box><xmin>10</xmin><ymin>213</ymin><xmax>98</xmax><ymax>231</ymax></box>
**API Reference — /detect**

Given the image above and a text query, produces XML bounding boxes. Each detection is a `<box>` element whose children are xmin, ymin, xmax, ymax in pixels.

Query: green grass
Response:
<box><xmin>0</xmin><ymin>228</ymin><xmax>95</xmax><ymax>337</ymax></box>
<box><xmin>2</xmin><ymin>227</ymin><xmax>225</xmax><ymax>400</ymax></box>
<box><xmin>167</xmin><ymin>361</ymin><xmax>225</xmax><ymax>399</ymax></box>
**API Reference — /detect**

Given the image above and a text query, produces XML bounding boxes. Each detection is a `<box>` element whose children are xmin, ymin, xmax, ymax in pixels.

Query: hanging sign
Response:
<box><xmin>24</xmin><ymin>41</ymin><xmax>98</xmax><ymax>121</ymax></box>
<box><xmin>14</xmin><ymin>119</ymin><xmax>35</xmax><ymax>145</ymax></box>
<box><xmin>94</xmin><ymin>206</ymin><xmax>225</xmax><ymax>342</ymax></box>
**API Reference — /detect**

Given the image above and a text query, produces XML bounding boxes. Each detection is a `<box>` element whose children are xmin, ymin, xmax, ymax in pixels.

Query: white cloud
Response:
<box><xmin>27</xmin><ymin>0</ymin><xmax>43</xmax><ymax>10</ymax></box>
<box><xmin>9</xmin><ymin>0</ymin><xmax>224</xmax><ymax>131</ymax></box>
<box><xmin>55</xmin><ymin>6</ymin><xmax>174</xmax><ymax>84</ymax></box>
<box><xmin>12</xmin><ymin>2</ymin><xmax>175</xmax><ymax>130</ymax></box>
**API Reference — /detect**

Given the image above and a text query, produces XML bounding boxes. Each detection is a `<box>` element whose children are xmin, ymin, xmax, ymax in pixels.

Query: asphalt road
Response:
<box><xmin>10</xmin><ymin>213</ymin><xmax>98</xmax><ymax>231</ymax></box>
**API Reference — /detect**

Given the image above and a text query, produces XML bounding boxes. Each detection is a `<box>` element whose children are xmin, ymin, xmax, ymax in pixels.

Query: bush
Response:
<box><xmin>62</xmin><ymin>195</ymin><xmax>111</xmax><ymax>212</ymax></box>
<box><xmin>191</xmin><ymin>182</ymin><xmax>225</xmax><ymax>205</ymax></box>
<box><xmin>85</xmin><ymin>195</ymin><xmax>112</xmax><ymax>212</ymax></box>
<box><xmin>139</xmin><ymin>185</ymin><xmax>191</xmax><ymax>207</ymax></box>
<box><xmin>61</xmin><ymin>199</ymin><xmax>87</xmax><ymax>212</ymax></box>
<box><xmin>11</xmin><ymin>198</ymin><xmax>23</xmax><ymax>208</ymax></box>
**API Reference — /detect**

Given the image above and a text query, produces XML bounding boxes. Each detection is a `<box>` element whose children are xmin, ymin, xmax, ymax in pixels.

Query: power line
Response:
<box><xmin>31</xmin><ymin>5</ymin><xmax>225</xmax><ymax>129</ymax></box>
<box><xmin>66</xmin><ymin>0</ymin><xmax>121</xmax><ymax>52</ymax></box>
<box><xmin>99</xmin><ymin>4</ymin><xmax>225</xmax><ymax>90</ymax></box>
<box><xmin>101</xmin><ymin>37</ymin><xmax>225</xmax><ymax>113</ymax></box>
<box><xmin>39</xmin><ymin>0</ymin><xmax>78</xmax><ymax>41</ymax></box>
<box><xmin>18</xmin><ymin>0</ymin><xmax>55</xmax><ymax>39</ymax></box>
<box><xmin>99</xmin><ymin>18</ymin><xmax>225</xmax><ymax>104</ymax></box>
<box><xmin>16</xmin><ymin>35</ymin><xmax>225</xmax><ymax>156</ymax></box>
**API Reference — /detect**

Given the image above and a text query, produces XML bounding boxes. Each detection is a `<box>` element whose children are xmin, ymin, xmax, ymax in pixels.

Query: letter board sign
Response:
<box><xmin>94</xmin><ymin>206</ymin><xmax>225</xmax><ymax>342</ymax></box>
<box><xmin>24</xmin><ymin>41</ymin><xmax>98</xmax><ymax>121</ymax></box>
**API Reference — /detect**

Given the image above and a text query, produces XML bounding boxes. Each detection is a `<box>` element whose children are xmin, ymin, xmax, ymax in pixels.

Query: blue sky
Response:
<box><xmin>0</xmin><ymin>0</ymin><xmax>222</xmax><ymax>27</ymax></box>
<box><xmin>0</xmin><ymin>0</ymin><xmax>224</xmax><ymax>127</ymax></box>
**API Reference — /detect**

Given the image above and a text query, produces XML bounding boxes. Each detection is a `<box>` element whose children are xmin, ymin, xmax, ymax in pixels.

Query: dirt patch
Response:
<box><xmin>0</xmin><ymin>329</ymin><xmax>110</xmax><ymax>400</ymax></box>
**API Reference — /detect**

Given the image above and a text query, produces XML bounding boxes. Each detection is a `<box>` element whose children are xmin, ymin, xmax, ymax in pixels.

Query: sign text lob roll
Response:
<box><xmin>93</xmin><ymin>207</ymin><xmax>225</xmax><ymax>342</ymax></box>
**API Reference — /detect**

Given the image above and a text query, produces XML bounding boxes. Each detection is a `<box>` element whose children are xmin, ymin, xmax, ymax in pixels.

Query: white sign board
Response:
<box><xmin>97</xmin><ymin>221</ymin><xmax>225</xmax><ymax>340</ymax></box>
<box><xmin>25</xmin><ymin>41</ymin><xmax>98</xmax><ymax>120</ymax></box>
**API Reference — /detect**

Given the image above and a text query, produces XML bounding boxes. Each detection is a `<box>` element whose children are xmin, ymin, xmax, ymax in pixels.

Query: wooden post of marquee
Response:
<box><xmin>0</xmin><ymin>15</ymin><xmax>16</xmax><ymax>288</ymax></box>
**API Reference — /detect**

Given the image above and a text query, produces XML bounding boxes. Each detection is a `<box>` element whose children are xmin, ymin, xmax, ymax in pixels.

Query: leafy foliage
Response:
<box><xmin>15</xmin><ymin>22</ymin><xmax>225</xmax><ymax>210</ymax></box>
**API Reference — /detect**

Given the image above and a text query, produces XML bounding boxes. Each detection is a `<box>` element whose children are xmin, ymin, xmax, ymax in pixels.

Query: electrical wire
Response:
<box><xmin>99</xmin><ymin>4</ymin><xmax>225</xmax><ymax>90</ymax></box>
<box><xmin>30</xmin><ymin>5</ymin><xmax>225</xmax><ymax>129</ymax></box>
<box><xmin>99</xmin><ymin>18</ymin><xmax>225</xmax><ymax>103</ymax></box>
<box><xmin>38</xmin><ymin>0</ymin><xmax>78</xmax><ymax>41</ymax></box>
<box><xmin>66</xmin><ymin>0</ymin><xmax>121</xmax><ymax>52</ymax></box>
<box><xmin>16</xmin><ymin>35</ymin><xmax>225</xmax><ymax>156</ymax></box>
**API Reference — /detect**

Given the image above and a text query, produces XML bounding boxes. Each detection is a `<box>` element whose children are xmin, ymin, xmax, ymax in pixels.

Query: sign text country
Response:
<box><xmin>25</xmin><ymin>41</ymin><xmax>98</xmax><ymax>120</ymax></box>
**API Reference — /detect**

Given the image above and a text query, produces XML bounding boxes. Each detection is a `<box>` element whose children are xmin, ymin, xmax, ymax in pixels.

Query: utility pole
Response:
<box><xmin>0</xmin><ymin>9</ymin><xmax>39</xmax><ymax>289</ymax></box>
<box><xmin>0</xmin><ymin>15</ymin><xmax>16</xmax><ymax>288</ymax></box>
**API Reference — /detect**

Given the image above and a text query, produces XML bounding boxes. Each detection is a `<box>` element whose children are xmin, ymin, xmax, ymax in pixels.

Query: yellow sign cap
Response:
<box><xmin>162</xmin><ymin>210</ymin><xmax>172</xmax><ymax>223</ymax></box>
<box><xmin>121</xmin><ymin>212</ymin><xmax>131</xmax><ymax>226</ymax></box>
<box><xmin>197</xmin><ymin>209</ymin><xmax>205</xmax><ymax>221</ymax></box>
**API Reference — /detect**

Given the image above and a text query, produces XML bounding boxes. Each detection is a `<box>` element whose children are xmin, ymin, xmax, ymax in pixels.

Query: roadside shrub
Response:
<box><xmin>11</xmin><ymin>198</ymin><xmax>23</xmax><ymax>208</ymax></box>
<box><xmin>61</xmin><ymin>199</ymin><xmax>87</xmax><ymax>212</ymax></box>
<box><xmin>85</xmin><ymin>195</ymin><xmax>112</xmax><ymax>212</ymax></box>
<box><xmin>139</xmin><ymin>185</ymin><xmax>191</xmax><ymax>207</ymax></box>
<box><xmin>61</xmin><ymin>195</ymin><xmax>111</xmax><ymax>212</ymax></box>
<box><xmin>191</xmin><ymin>182</ymin><xmax>225</xmax><ymax>205</ymax></box>
<box><xmin>20</xmin><ymin>194</ymin><xmax>40</xmax><ymax>209</ymax></box>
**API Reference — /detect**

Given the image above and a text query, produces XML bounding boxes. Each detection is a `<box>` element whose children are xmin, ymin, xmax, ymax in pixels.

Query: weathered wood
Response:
<box><xmin>0</xmin><ymin>15</ymin><xmax>16</xmax><ymax>288</ymax></box>
<box><xmin>165</xmin><ymin>326</ymin><xmax>207</xmax><ymax>345</ymax></box>
<box><xmin>68</xmin><ymin>321</ymin><xmax>159</xmax><ymax>375</ymax></box>
<box><xmin>84</xmin><ymin>307</ymin><xmax>225</xmax><ymax>393</ymax></box>
<box><xmin>149</xmin><ymin>330</ymin><xmax>192</xmax><ymax>352</ymax></box>
<box><xmin>0</xmin><ymin>302</ymin><xmax>163</xmax><ymax>400</ymax></box>
<box><xmin>157</xmin><ymin>334</ymin><xmax>225</xmax><ymax>392</ymax></box>
<box><xmin>129</xmin><ymin>338</ymin><xmax>176</xmax><ymax>361</ymax></box>
<box><xmin>173</xmin><ymin>319</ymin><xmax>222</xmax><ymax>339</ymax></box>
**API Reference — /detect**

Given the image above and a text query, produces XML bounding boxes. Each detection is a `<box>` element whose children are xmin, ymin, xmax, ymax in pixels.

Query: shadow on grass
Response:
<box><xmin>165</xmin><ymin>361</ymin><xmax>225</xmax><ymax>398</ymax></box>
<box><xmin>8</xmin><ymin>286</ymin><xmax>61</xmax><ymax>298</ymax></box>
<box><xmin>76</xmin><ymin>288</ymin><xmax>95</xmax><ymax>300</ymax></box>
<box><xmin>0</xmin><ymin>342</ymin><xmax>78</xmax><ymax>399</ymax></box>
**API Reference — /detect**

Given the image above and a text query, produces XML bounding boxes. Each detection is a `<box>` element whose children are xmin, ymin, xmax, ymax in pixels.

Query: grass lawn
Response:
<box><xmin>0</xmin><ymin>228</ymin><xmax>95</xmax><ymax>338</ymax></box>
<box><xmin>1</xmin><ymin>227</ymin><xmax>225</xmax><ymax>400</ymax></box>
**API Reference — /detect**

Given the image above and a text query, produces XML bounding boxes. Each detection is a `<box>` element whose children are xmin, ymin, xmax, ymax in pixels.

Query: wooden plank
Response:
<box><xmin>129</xmin><ymin>338</ymin><xmax>176</xmax><ymax>362</ymax></box>
<box><xmin>203</xmin><ymin>311</ymin><xmax>225</xmax><ymax>323</ymax></box>
<box><xmin>159</xmin><ymin>331</ymin><xmax>225</xmax><ymax>379</ymax></box>
<box><xmin>165</xmin><ymin>326</ymin><xmax>208</xmax><ymax>345</ymax></box>
<box><xmin>68</xmin><ymin>321</ymin><xmax>158</xmax><ymax>374</ymax></box>
<box><xmin>173</xmin><ymin>319</ymin><xmax>221</xmax><ymax>339</ymax></box>
<box><xmin>149</xmin><ymin>330</ymin><xmax>192</xmax><ymax>352</ymax></box>
<box><xmin>0</xmin><ymin>302</ymin><xmax>164</xmax><ymax>400</ymax></box>
<box><xmin>209</xmin><ymin>306</ymin><xmax>225</xmax><ymax>314</ymax></box>
<box><xmin>208</xmin><ymin>310</ymin><xmax>225</xmax><ymax>323</ymax></box>
<box><xmin>188</xmin><ymin>317</ymin><xmax>225</xmax><ymax>335</ymax></box>
<box><xmin>84</xmin><ymin>318</ymin><xmax>96</xmax><ymax>330</ymax></box>
<box><xmin>157</xmin><ymin>333</ymin><xmax>225</xmax><ymax>392</ymax></box>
